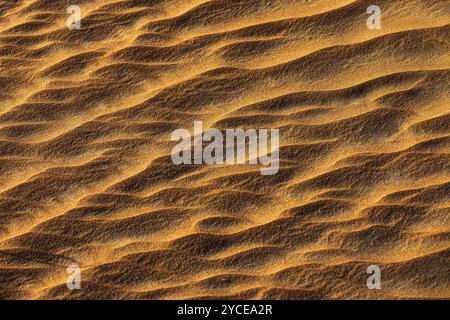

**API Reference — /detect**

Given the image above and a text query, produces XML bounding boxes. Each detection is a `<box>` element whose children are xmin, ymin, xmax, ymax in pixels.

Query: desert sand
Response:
<box><xmin>0</xmin><ymin>0</ymin><xmax>449</xmax><ymax>299</ymax></box>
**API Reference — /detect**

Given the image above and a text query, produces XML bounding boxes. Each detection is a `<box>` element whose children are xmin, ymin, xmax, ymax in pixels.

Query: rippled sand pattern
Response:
<box><xmin>0</xmin><ymin>0</ymin><xmax>449</xmax><ymax>299</ymax></box>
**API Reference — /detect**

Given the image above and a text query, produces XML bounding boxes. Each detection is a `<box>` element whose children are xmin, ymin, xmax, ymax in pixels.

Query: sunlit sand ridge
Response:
<box><xmin>0</xmin><ymin>0</ymin><xmax>449</xmax><ymax>299</ymax></box>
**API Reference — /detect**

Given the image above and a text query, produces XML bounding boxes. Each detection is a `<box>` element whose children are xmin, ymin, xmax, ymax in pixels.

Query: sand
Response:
<box><xmin>0</xmin><ymin>0</ymin><xmax>449</xmax><ymax>299</ymax></box>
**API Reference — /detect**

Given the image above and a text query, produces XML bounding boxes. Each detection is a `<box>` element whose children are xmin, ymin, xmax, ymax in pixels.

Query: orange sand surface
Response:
<box><xmin>0</xmin><ymin>0</ymin><xmax>449</xmax><ymax>299</ymax></box>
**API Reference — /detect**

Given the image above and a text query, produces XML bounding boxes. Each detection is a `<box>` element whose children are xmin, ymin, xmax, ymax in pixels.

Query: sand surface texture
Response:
<box><xmin>0</xmin><ymin>0</ymin><xmax>449</xmax><ymax>299</ymax></box>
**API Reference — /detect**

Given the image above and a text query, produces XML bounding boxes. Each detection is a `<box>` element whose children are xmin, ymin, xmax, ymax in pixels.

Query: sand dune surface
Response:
<box><xmin>0</xmin><ymin>0</ymin><xmax>449</xmax><ymax>299</ymax></box>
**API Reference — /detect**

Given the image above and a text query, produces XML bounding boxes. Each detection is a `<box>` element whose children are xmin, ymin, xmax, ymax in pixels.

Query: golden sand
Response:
<box><xmin>0</xmin><ymin>0</ymin><xmax>449</xmax><ymax>299</ymax></box>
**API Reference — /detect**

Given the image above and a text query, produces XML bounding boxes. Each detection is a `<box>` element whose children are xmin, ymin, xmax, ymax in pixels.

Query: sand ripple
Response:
<box><xmin>0</xmin><ymin>0</ymin><xmax>449</xmax><ymax>299</ymax></box>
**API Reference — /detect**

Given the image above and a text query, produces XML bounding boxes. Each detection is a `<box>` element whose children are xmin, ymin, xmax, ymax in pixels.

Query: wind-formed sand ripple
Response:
<box><xmin>0</xmin><ymin>0</ymin><xmax>449</xmax><ymax>299</ymax></box>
